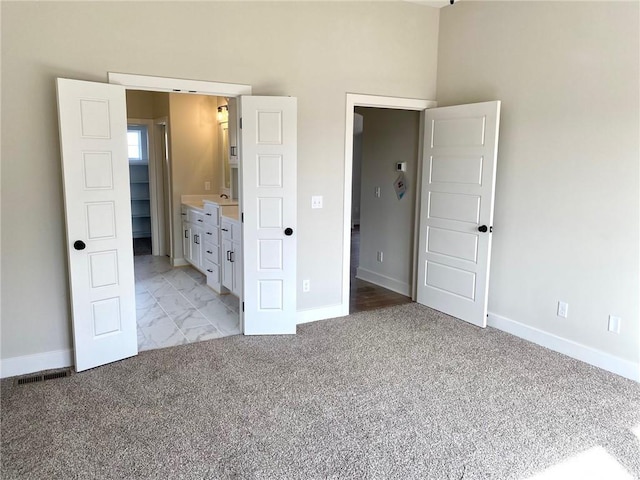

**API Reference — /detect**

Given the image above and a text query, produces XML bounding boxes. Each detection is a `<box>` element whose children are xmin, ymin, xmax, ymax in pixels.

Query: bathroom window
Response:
<box><xmin>127</xmin><ymin>125</ymin><xmax>148</xmax><ymax>162</ymax></box>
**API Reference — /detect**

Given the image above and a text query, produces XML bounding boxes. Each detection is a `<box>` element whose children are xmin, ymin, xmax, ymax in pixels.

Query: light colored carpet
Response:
<box><xmin>2</xmin><ymin>303</ymin><xmax>639</xmax><ymax>479</ymax></box>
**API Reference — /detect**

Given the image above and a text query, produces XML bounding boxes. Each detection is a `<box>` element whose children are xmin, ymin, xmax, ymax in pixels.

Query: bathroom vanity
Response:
<box><xmin>181</xmin><ymin>196</ymin><xmax>240</xmax><ymax>296</ymax></box>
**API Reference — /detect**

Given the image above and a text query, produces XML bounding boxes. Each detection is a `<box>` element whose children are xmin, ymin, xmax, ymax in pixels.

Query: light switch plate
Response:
<box><xmin>557</xmin><ymin>301</ymin><xmax>568</xmax><ymax>318</ymax></box>
<box><xmin>311</xmin><ymin>196</ymin><xmax>323</xmax><ymax>209</ymax></box>
<box><xmin>608</xmin><ymin>315</ymin><xmax>621</xmax><ymax>334</ymax></box>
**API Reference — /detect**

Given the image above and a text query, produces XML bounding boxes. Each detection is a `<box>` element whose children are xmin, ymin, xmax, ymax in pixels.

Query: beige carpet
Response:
<box><xmin>2</xmin><ymin>303</ymin><xmax>639</xmax><ymax>479</ymax></box>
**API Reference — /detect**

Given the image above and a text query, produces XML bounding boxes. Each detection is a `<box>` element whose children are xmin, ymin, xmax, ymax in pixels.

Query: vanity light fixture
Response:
<box><xmin>217</xmin><ymin>105</ymin><xmax>229</xmax><ymax>123</ymax></box>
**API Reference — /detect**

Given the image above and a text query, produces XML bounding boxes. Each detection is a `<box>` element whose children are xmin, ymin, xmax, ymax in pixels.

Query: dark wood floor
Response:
<box><xmin>350</xmin><ymin>226</ymin><xmax>412</xmax><ymax>313</ymax></box>
<box><xmin>133</xmin><ymin>237</ymin><xmax>152</xmax><ymax>256</ymax></box>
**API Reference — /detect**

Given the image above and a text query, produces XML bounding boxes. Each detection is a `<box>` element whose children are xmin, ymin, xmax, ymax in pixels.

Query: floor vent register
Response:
<box><xmin>15</xmin><ymin>370</ymin><xmax>71</xmax><ymax>386</ymax></box>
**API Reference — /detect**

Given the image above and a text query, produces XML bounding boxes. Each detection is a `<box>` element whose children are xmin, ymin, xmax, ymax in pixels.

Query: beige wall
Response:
<box><xmin>168</xmin><ymin>93</ymin><xmax>219</xmax><ymax>260</ymax></box>
<box><xmin>125</xmin><ymin>90</ymin><xmax>170</xmax><ymax>120</ymax></box>
<box><xmin>152</xmin><ymin>92</ymin><xmax>170</xmax><ymax>119</ymax></box>
<box><xmin>437</xmin><ymin>2</ymin><xmax>639</xmax><ymax>363</ymax></box>
<box><xmin>0</xmin><ymin>2</ymin><xmax>439</xmax><ymax>360</ymax></box>
<box><xmin>126</xmin><ymin>90</ymin><xmax>156</xmax><ymax>119</ymax></box>
<box><xmin>356</xmin><ymin>107</ymin><xmax>420</xmax><ymax>294</ymax></box>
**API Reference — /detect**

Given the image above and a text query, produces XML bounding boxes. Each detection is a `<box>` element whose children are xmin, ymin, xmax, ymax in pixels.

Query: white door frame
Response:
<box><xmin>153</xmin><ymin>116</ymin><xmax>170</xmax><ymax>257</ymax></box>
<box><xmin>108</xmin><ymin>73</ymin><xmax>252</xmax><ymax>97</ymax></box>
<box><xmin>341</xmin><ymin>94</ymin><xmax>437</xmax><ymax>316</ymax></box>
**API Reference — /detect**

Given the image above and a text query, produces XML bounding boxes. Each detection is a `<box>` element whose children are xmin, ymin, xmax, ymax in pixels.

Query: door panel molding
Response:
<box><xmin>57</xmin><ymin>78</ymin><xmax>137</xmax><ymax>372</ymax></box>
<box><xmin>416</xmin><ymin>101</ymin><xmax>501</xmax><ymax>327</ymax></box>
<box><xmin>241</xmin><ymin>96</ymin><xmax>297</xmax><ymax>335</ymax></box>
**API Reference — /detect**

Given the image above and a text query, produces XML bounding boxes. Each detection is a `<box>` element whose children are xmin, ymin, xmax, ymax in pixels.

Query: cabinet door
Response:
<box><xmin>183</xmin><ymin>222</ymin><xmax>192</xmax><ymax>262</ymax></box>
<box><xmin>221</xmin><ymin>219</ymin><xmax>232</xmax><ymax>241</ymax></box>
<box><xmin>222</xmin><ymin>238</ymin><xmax>233</xmax><ymax>290</ymax></box>
<box><xmin>232</xmin><ymin>242</ymin><xmax>242</xmax><ymax>297</ymax></box>
<box><xmin>191</xmin><ymin>224</ymin><xmax>203</xmax><ymax>268</ymax></box>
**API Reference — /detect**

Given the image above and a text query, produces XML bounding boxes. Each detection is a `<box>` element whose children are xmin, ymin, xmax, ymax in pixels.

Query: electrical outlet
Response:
<box><xmin>557</xmin><ymin>301</ymin><xmax>569</xmax><ymax>318</ymax></box>
<box><xmin>375</xmin><ymin>187</ymin><xmax>381</xmax><ymax>198</ymax></box>
<box><xmin>204</xmin><ymin>181</ymin><xmax>211</xmax><ymax>191</ymax></box>
<box><xmin>377</xmin><ymin>251</ymin><xmax>384</xmax><ymax>262</ymax></box>
<box><xmin>302</xmin><ymin>279</ymin><xmax>310</xmax><ymax>292</ymax></box>
<box><xmin>608</xmin><ymin>315</ymin><xmax>621</xmax><ymax>334</ymax></box>
<box><xmin>311</xmin><ymin>196</ymin><xmax>323</xmax><ymax>209</ymax></box>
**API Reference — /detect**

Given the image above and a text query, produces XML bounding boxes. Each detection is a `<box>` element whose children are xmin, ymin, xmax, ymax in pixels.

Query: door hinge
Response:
<box><xmin>241</xmin><ymin>213</ymin><xmax>244</xmax><ymax>223</ymax></box>
<box><xmin>239</xmin><ymin>117</ymin><xmax>242</xmax><ymax>129</ymax></box>
<box><xmin>242</xmin><ymin>302</ymin><xmax>245</xmax><ymax>312</ymax></box>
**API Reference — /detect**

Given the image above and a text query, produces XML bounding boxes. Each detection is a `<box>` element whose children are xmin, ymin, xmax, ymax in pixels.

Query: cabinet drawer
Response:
<box><xmin>204</xmin><ymin>203</ymin><xmax>219</xmax><ymax>227</ymax></box>
<box><xmin>203</xmin><ymin>259</ymin><xmax>219</xmax><ymax>284</ymax></box>
<box><xmin>221</xmin><ymin>220</ymin><xmax>232</xmax><ymax>240</ymax></box>
<box><xmin>203</xmin><ymin>242</ymin><xmax>219</xmax><ymax>265</ymax></box>
<box><xmin>221</xmin><ymin>218</ymin><xmax>241</xmax><ymax>241</ymax></box>
<box><xmin>230</xmin><ymin>221</ymin><xmax>241</xmax><ymax>242</ymax></box>
<box><xmin>181</xmin><ymin>206</ymin><xmax>189</xmax><ymax>222</ymax></box>
<box><xmin>191</xmin><ymin>210</ymin><xmax>205</xmax><ymax>226</ymax></box>
<box><xmin>203</xmin><ymin>226</ymin><xmax>219</xmax><ymax>246</ymax></box>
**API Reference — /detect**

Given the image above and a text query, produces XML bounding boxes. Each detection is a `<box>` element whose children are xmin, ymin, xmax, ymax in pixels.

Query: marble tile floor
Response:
<box><xmin>134</xmin><ymin>255</ymin><xmax>241</xmax><ymax>352</ymax></box>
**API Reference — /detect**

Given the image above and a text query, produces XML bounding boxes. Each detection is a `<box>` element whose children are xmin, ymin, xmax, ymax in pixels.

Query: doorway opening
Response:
<box><xmin>348</xmin><ymin>107</ymin><xmax>421</xmax><ymax>313</ymax></box>
<box><xmin>342</xmin><ymin>94</ymin><xmax>436</xmax><ymax>316</ymax></box>
<box><xmin>127</xmin><ymin>121</ymin><xmax>153</xmax><ymax>255</ymax></box>
<box><xmin>124</xmin><ymin>89</ymin><xmax>243</xmax><ymax>351</ymax></box>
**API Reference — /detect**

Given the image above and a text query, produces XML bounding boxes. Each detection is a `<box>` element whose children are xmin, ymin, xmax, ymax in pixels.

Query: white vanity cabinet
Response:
<box><xmin>181</xmin><ymin>206</ymin><xmax>191</xmax><ymax>262</ymax></box>
<box><xmin>182</xmin><ymin>206</ymin><xmax>204</xmax><ymax>270</ymax></box>
<box><xmin>189</xmin><ymin>210</ymin><xmax>204</xmax><ymax>267</ymax></box>
<box><xmin>221</xmin><ymin>216</ymin><xmax>242</xmax><ymax>297</ymax></box>
<box><xmin>202</xmin><ymin>201</ymin><xmax>223</xmax><ymax>292</ymax></box>
<box><xmin>182</xmin><ymin>199</ymin><xmax>240</xmax><ymax>295</ymax></box>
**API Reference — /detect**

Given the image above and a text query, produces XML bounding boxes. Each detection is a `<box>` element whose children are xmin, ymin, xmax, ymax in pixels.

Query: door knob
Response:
<box><xmin>478</xmin><ymin>225</ymin><xmax>488</xmax><ymax>233</ymax></box>
<box><xmin>284</xmin><ymin>228</ymin><xmax>293</xmax><ymax>236</ymax></box>
<box><xmin>73</xmin><ymin>240</ymin><xmax>86</xmax><ymax>250</ymax></box>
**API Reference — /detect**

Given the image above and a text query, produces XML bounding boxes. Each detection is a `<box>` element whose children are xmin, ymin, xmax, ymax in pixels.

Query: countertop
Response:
<box><xmin>221</xmin><ymin>205</ymin><xmax>240</xmax><ymax>221</ymax></box>
<box><xmin>181</xmin><ymin>196</ymin><xmax>238</xmax><ymax>211</ymax></box>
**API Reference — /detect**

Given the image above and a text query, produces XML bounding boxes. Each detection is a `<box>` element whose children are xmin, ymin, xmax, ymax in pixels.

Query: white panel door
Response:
<box><xmin>57</xmin><ymin>78</ymin><xmax>137</xmax><ymax>371</ymax></box>
<box><xmin>241</xmin><ymin>96</ymin><xmax>297</xmax><ymax>334</ymax></box>
<box><xmin>417</xmin><ymin>101</ymin><xmax>501</xmax><ymax>327</ymax></box>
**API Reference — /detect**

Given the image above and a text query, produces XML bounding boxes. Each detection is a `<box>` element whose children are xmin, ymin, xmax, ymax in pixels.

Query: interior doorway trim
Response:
<box><xmin>153</xmin><ymin>116</ymin><xmax>171</xmax><ymax>257</ymax></box>
<box><xmin>108</xmin><ymin>73</ymin><xmax>252</xmax><ymax>96</ymax></box>
<box><xmin>341</xmin><ymin>93</ymin><xmax>437</xmax><ymax>316</ymax></box>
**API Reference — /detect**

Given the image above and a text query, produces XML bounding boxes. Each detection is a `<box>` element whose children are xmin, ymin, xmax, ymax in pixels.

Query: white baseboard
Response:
<box><xmin>297</xmin><ymin>304</ymin><xmax>347</xmax><ymax>325</ymax></box>
<box><xmin>172</xmin><ymin>258</ymin><xmax>188</xmax><ymax>267</ymax></box>
<box><xmin>356</xmin><ymin>267</ymin><xmax>410</xmax><ymax>296</ymax></box>
<box><xmin>1</xmin><ymin>349</ymin><xmax>73</xmax><ymax>379</ymax></box>
<box><xmin>487</xmin><ymin>312</ymin><xmax>639</xmax><ymax>382</ymax></box>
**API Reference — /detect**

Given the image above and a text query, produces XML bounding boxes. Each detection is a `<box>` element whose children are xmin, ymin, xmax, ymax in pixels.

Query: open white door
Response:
<box><xmin>240</xmin><ymin>96</ymin><xmax>297</xmax><ymax>335</ymax></box>
<box><xmin>417</xmin><ymin>101</ymin><xmax>501</xmax><ymax>327</ymax></box>
<box><xmin>57</xmin><ymin>78</ymin><xmax>138</xmax><ymax>371</ymax></box>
